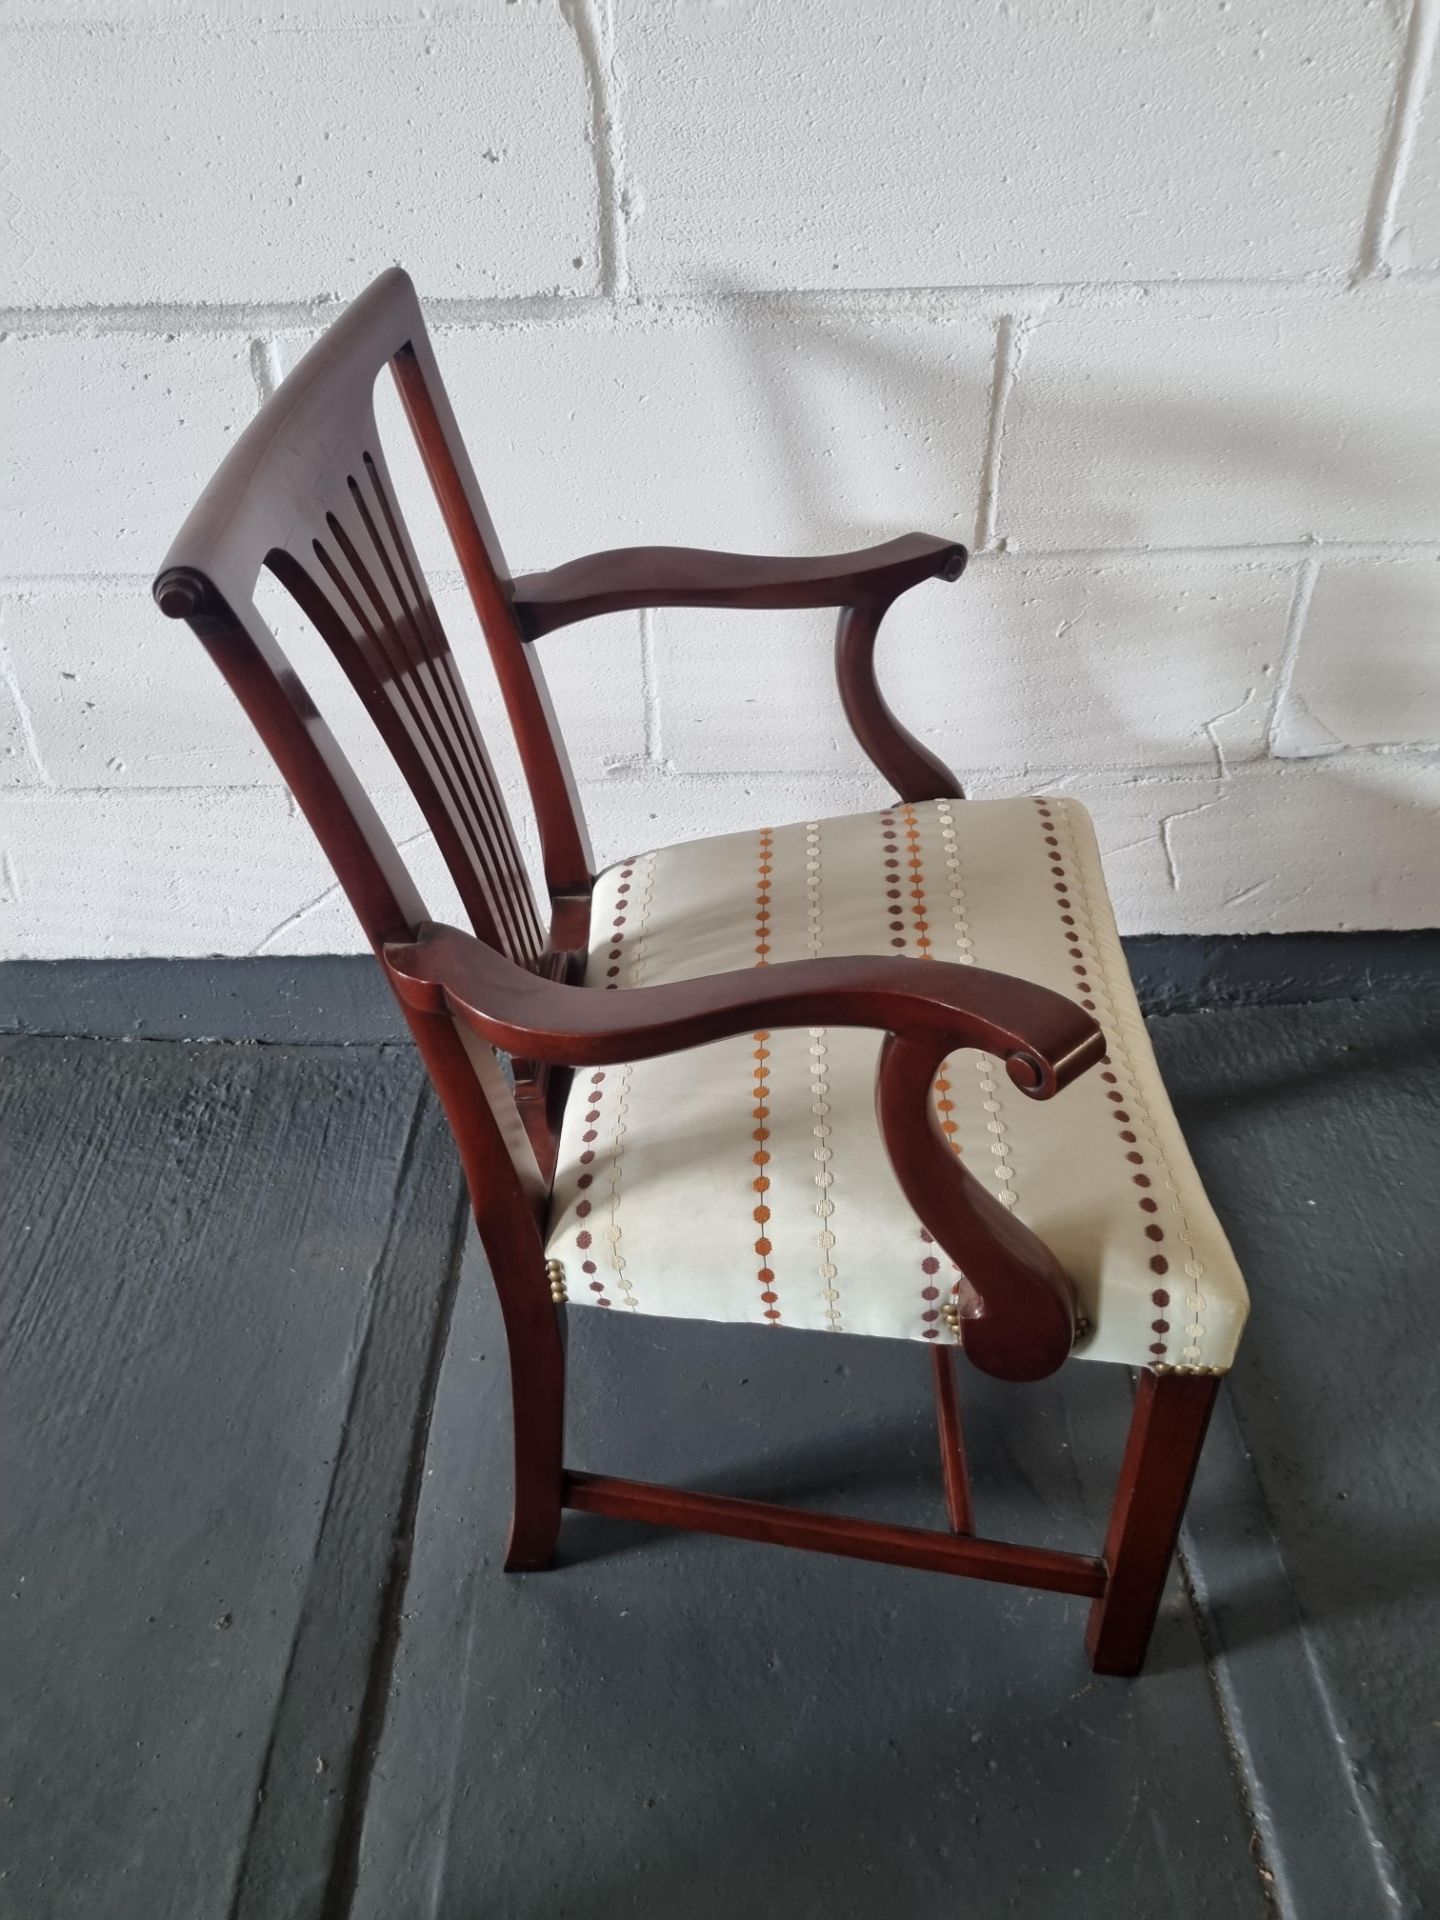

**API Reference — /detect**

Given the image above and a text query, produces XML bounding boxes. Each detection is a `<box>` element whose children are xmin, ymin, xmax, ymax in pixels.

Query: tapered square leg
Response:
<box><xmin>931</xmin><ymin>1346</ymin><xmax>975</xmax><ymax>1535</ymax></box>
<box><xmin>503</xmin><ymin>1300</ymin><xmax>567</xmax><ymax>1572</ymax></box>
<box><xmin>1086</xmin><ymin>1371</ymin><xmax>1220</xmax><ymax>1676</ymax></box>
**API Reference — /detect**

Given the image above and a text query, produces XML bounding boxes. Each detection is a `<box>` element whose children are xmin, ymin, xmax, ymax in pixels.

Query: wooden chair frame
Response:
<box><xmin>155</xmin><ymin>268</ymin><xmax>1220</xmax><ymax>1677</ymax></box>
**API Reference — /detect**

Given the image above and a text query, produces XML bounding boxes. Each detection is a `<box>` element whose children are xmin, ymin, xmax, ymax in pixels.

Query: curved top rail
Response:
<box><xmin>155</xmin><ymin>267</ymin><xmax>423</xmax><ymax>615</ymax></box>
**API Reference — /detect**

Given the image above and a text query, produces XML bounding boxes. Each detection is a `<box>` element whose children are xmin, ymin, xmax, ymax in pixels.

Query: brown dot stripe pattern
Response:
<box><xmin>574</xmin><ymin>854</ymin><xmax>636</xmax><ymax>1310</ymax></box>
<box><xmin>1033</xmin><ymin>796</ymin><xmax>1209</xmax><ymax>1365</ymax></box>
<box><xmin>882</xmin><ymin>807</ymin><xmax>949</xmax><ymax>1342</ymax></box>
<box><xmin>752</xmin><ymin>829</ymin><xmax>780</xmax><ymax>1324</ymax></box>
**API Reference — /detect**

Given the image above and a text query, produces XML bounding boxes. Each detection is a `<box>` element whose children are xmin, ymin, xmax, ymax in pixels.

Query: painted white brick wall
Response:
<box><xmin>1</xmin><ymin>0</ymin><xmax>1437</xmax><ymax>958</ymax></box>
<box><xmin>617</xmin><ymin>0</ymin><xmax>1402</xmax><ymax>289</ymax></box>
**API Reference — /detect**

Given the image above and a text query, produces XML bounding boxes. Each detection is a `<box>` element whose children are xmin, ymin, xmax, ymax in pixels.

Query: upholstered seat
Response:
<box><xmin>546</xmin><ymin>793</ymin><xmax>1247</xmax><ymax>1372</ymax></box>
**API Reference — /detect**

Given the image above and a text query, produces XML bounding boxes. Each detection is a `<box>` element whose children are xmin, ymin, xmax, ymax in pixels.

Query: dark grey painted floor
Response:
<box><xmin>3</xmin><ymin>940</ymin><xmax>1438</xmax><ymax>1919</ymax></box>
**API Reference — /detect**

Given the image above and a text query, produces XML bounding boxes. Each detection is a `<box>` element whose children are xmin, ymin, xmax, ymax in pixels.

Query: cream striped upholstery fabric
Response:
<box><xmin>544</xmin><ymin>796</ymin><xmax>1248</xmax><ymax>1373</ymax></box>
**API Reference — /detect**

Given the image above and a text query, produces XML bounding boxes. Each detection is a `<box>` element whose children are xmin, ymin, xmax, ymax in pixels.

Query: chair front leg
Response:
<box><xmin>1086</xmin><ymin>1369</ymin><xmax>1220</xmax><ymax>1675</ymax></box>
<box><xmin>501</xmin><ymin>1274</ymin><xmax>568</xmax><ymax>1572</ymax></box>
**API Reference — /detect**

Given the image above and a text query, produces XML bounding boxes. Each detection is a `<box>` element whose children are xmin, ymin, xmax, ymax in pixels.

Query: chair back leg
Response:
<box><xmin>1085</xmin><ymin>1370</ymin><xmax>1220</xmax><ymax>1675</ymax></box>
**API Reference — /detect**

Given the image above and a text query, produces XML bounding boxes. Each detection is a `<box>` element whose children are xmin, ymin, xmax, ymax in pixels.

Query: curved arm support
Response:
<box><xmin>509</xmin><ymin>533</ymin><xmax>965</xmax><ymax>638</ymax></box>
<box><xmin>511</xmin><ymin>534</ymin><xmax>970</xmax><ymax>802</ymax></box>
<box><xmin>834</xmin><ymin>600</ymin><xmax>965</xmax><ymax>802</ymax></box>
<box><xmin>384</xmin><ymin>923</ymin><xmax>1104</xmax><ymax>1382</ymax></box>
<box><xmin>877</xmin><ymin>1033</ymin><xmax>1079</xmax><ymax>1381</ymax></box>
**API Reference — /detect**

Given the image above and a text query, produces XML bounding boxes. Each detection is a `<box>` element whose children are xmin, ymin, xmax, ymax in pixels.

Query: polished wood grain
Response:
<box><xmin>1087</xmin><ymin>1372</ymin><xmax>1221</xmax><ymax>1675</ymax></box>
<box><xmin>562</xmin><ymin>1473</ymin><xmax>1105</xmax><ymax>1596</ymax></box>
<box><xmin>153</xmin><ymin>265</ymin><xmax>1223</xmax><ymax>1673</ymax></box>
<box><xmin>932</xmin><ymin>1348</ymin><xmax>976</xmax><ymax>1536</ymax></box>
<box><xmin>510</xmin><ymin>533</ymin><xmax>965</xmax><ymax>635</ymax></box>
<box><xmin>835</xmin><ymin>599</ymin><xmax>968</xmax><ymax>802</ymax></box>
<box><xmin>513</xmin><ymin>535</ymin><xmax>970</xmax><ymax>802</ymax></box>
<box><xmin>382</xmin><ymin>918</ymin><xmax>1101</xmax><ymax>1088</ymax></box>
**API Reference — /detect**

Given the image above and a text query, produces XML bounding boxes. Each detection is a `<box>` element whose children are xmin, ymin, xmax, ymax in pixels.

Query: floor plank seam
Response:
<box><xmin>318</xmin><ymin>1178</ymin><xmax>473</xmax><ymax>1920</ymax></box>
<box><xmin>1178</xmin><ymin>1391</ymin><xmax>1416</xmax><ymax>1920</ymax></box>
<box><xmin>222</xmin><ymin>1082</ymin><xmax>438</xmax><ymax>1920</ymax></box>
<box><xmin>1176</xmin><ymin>1536</ymin><xmax>1283</xmax><ymax>1917</ymax></box>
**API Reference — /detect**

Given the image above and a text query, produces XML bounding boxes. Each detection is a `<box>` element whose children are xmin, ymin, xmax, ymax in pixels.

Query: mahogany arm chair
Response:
<box><xmin>154</xmin><ymin>268</ymin><xmax>1248</xmax><ymax>1676</ymax></box>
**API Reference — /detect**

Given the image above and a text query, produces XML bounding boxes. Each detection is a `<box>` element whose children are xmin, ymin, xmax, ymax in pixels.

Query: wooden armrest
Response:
<box><xmin>385</xmin><ymin>923</ymin><xmax>1102</xmax><ymax>1382</ymax></box>
<box><xmin>383</xmin><ymin>920</ymin><xmax>1098</xmax><ymax>1093</ymax></box>
<box><xmin>509</xmin><ymin>534</ymin><xmax>966</xmax><ymax>639</ymax></box>
<box><xmin>511</xmin><ymin>533</ymin><xmax>970</xmax><ymax>805</ymax></box>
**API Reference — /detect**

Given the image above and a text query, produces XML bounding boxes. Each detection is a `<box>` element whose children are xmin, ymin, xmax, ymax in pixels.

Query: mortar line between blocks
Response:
<box><xmin>973</xmin><ymin>315</ymin><xmax>1015</xmax><ymax>551</ymax></box>
<box><xmin>1356</xmin><ymin>0</ymin><xmax>1440</xmax><ymax>279</ymax></box>
<box><xmin>1265</xmin><ymin>555</ymin><xmax>1321</xmax><ymax>756</ymax></box>
<box><xmin>6</xmin><ymin>273</ymin><xmax>1440</xmax><ymax>338</ymax></box>
<box><xmin>5</xmin><ymin>744</ymin><xmax>1438</xmax><ymax>812</ymax></box>
<box><xmin>3</xmin><ymin>538</ymin><xmax>1437</xmax><ymax>603</ymax></box>
<box><xmin>560</xmin><ymin>0</ymin><xmax>630</xmax><ymax>298</ymax></box>
<box><xmin>0</xmin><ymin>642</ymin><xmax>53</xmax><ymax>786</ymax></box>
<box><xmin>638</xmin><ymin>607</ymin><xmax>661</xmax><ymax>765</ymax></box>
<box><xmin>247</xmin><ymin>336</ymin><xmax>286</xmax><ymax>403</ymax></box>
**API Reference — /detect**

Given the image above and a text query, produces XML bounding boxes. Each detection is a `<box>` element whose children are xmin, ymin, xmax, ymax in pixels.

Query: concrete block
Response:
<box><xmin>575</xmin><ymin>757</ymin><xmax>1439</xmax><ymax>937</ymax></box>
<box><xmin>1</xmin><ymin>787</ymin><xmax>325</xmax><ymax>957</ymax></box>
<box><xmin>970</xmin><ymin>759</ymin><xmax>1440</xmax><ymax>933</ymax></box>
<box><xmin>1152</xmin><ymin>759</ymin><xmax>1440</xmax><ymax>932</ymax></box>
<box><xmin>1276</xmin><ymin>553</ymin><xmax>1440</xmax><ymax>755</ymax></box>
<box><xmin>965</xmin><ymin>765</ymin><xmax>1206</xmax><ymax>931</ymax></box>
<box><xmin>6</xmin><ymin>751</ymin><xmax>1435</xmax><ymax>956</ymax></box>
<box><xmin>2</xmin><ymin>334</ymin><xmax>256</xmax><ymax>576</ymax></box>
<box><xmin>654</xmin><ymin>553</ymin><xmax>1292</xmax><ymax>778</ymax></box>
<box><xmin>0</xmin><ymin>3</ymin><xmax>599</xmax><ymax>304</ymax></box>
<box><xmin>350</xmin><ymin>303</ymin><xmax>996</xmax><ymax>573</ymax></box>
<box><xmin>0</xmin><ymin>783</ymin><xmax>479</xmax><ymax>958</ymax></box>
<box><xmin>3</xmin><ymin>589</ymin><xmax>273</xmax><ymax>788</ymax></box>
<box><xmin>648</xmin><ymin>603</ymin><xmax>847</xmax><ymax>776</ymax></box>
<box><xmin>999</xmin><ymin>289</ymin><xmax>1440</xmax><ymax>547</ymax></box>
<box><xmin>0</xmin><ymin>657</ymin><xmax>38</xmax><ymax>786</ymax></box>
<box><xmin>575</xmin><ymin>769</ymin><xmax>879</xmax><ymax>876</ymax></box>
<box><xmin>619</xmin><ymin>0</ymin><xmax>1400</xmax><ymax>291</ymax></box>
<box><xmin>1</xmin><ymin>580</ymin><xmax>642</xmax><ymax>795</ymax></box>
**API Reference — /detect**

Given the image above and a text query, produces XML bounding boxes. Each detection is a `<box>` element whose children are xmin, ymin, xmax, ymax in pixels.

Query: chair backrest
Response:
<box><xmin>155</xmin><ymin>268</ymin><xmax>593</xmax><ymax>1237</ymax></box>
<box><xmin>154</xmin><ymin>267</ymin><xmax>593</xmax><ymax>970</ymax></box>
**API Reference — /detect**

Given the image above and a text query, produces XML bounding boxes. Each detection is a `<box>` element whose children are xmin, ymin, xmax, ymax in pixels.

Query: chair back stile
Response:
<box><xmin>153</xmin><ymin>266</ymin><xmax>582</xmax><ymax>1260</ymax></box>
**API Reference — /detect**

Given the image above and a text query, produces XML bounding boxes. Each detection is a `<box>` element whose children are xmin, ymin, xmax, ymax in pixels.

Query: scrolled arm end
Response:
<box><xmin>1005</xmin><ymin>1020</ymin><xmax>1107</xmax><ymax>1100</ymax></box>
<box><xmin>876</xmin><ymin>1018</ymin><xmax>1101</xmax><ymax>1383</ymax></box>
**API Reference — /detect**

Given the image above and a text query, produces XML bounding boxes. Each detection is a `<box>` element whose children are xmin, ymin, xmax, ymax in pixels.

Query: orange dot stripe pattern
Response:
<box><xmin>604</xmin><ymin>855</ymin><xmax>656</xmax><ymax>1313</ymax></box>
<box><xmin>575</xmin><ymin>855</ymin><xmax>637</xmax><ymax>1309</ymax></box>
<box><xmin>752</xmin><ymin>828</ymin><xmax>780</xmax><ymax>1324</ymax></box>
